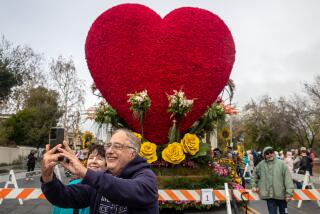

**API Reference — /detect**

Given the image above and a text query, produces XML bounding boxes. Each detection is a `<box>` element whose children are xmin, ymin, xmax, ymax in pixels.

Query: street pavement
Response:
<box><xmin>247</xmin><ymin>200</ymin><xmax>319</xmax><ymax>214</ymax></box>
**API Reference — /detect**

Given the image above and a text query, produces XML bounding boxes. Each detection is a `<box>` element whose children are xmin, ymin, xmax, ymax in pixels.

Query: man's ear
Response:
<box><xmin>131</xmin><ymin>150</ymin><xmax>137</xmax><ymax>159</ymax></box>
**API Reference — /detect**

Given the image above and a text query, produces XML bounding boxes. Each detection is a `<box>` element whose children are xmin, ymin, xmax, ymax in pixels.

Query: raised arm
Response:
<box><xmin>41</xmin><ymin>175</ymin><xmax>92</xmax><ymax>208</ymax></box>
<box><xmin>82</xmin><ymin>169</ymin><xmax>158</xmax><ymax>208</ymax></box>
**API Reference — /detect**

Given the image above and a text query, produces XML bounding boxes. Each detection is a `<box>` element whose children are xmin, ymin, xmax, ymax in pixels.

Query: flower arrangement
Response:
<box><xmin>128</xmin><ymin>90</ymin><xmax>151</xmax><ymax>139</ymax></box>
<box><xmin>139</xmin><ymin>141</ymin><xmax>158</xmax><ymax>163</ymax></box>
<box><xmin>162</xmin><ymin>142</ymin><xmax>186</xmax><ymax>164</ymax></box>
<box><xmin>211</xmin><ymin>163</ymin><xmax>228</xmax><ymax>177</ymax></box>
<box><xmin>94</xmin><ymin>100</ymin><xmax>119</xmax><ymax>126</ymax></box>
<box><xmin>81</xmin><ymin>131</ymin><xmax>94</xmax><ymax>149</ymax></box>
<box><xmin>180</xmin><ymin>133</ymin><xmax>200</xmax><ymax>156</ymax></box>
<box><xmin>167</xmin><ymin>89</ymin><xmax>194</xmax><ymax>118</ymax></box>
<box><xmin>133</xmin><ymin>132</ymin><xmax>143</xmax><ymax>141</ymax></box>
<box><xmin>167</xmin><ymin>89</ymin><xmax>194</xmax><ymax>142</ymax></box>
<box><xmin>220</xmin><ymin>127</ymin><xmax>231</xmax><ymax>140</ymax></box>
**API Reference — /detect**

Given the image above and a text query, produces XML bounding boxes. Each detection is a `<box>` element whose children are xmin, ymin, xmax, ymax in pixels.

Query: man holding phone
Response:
<box><xmin>41</xmin><ymin>128</ymin><xmax>159</xmax><ymax>214</ymax></box>
<box><xmin>252</xmin><ymin>146</ymin><xmax>294</xmax><ymax>214</ymax></box>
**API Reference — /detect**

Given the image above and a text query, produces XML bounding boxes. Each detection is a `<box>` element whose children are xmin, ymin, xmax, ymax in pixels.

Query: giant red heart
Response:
<box><xmin>85</xmin><ymin>4</ymin><xmax>235</xmax><ymax>144</ymax></box>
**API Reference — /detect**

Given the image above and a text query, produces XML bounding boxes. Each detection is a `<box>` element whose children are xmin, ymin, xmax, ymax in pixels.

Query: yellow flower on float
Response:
<box><xmin>133</xmin><ymin>132</ymin><xmax>143</xmax><ymax>140</ymax></box>
<box><xmin>180</xmin><ymin>133</ymin><xmax>200</xmax><ymax>156</ymax></box>
<box><xmin>162</xmin><ymin>142</ymin><xmax>185</xmax><ymax>164</ymax></box>
<box><xmin>139</xmin><ymin>142</ymin><xmax>158</xmax><ymax>163</ymax></box>
<box><xmin>220</xmin><ymin>127</ymin><xmax>231</xmax><ymax>140</ymax></box>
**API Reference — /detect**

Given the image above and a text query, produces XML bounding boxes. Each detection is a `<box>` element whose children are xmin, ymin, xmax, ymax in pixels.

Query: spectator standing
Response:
<box><xmin>298</xmin><ymin>147</ymin><xmax>312</xmax><ymax>176</ymax></box>
<box><xmin>252</xmin><ymin>146</ymin><xmax>294</xmax><ymax>214</ymax></box>
<box><xmin>309</xmin><ymin>148</ymin><xmax>315</xmax><ymax>175</ymax></box>
<box><xmin>284</xmin><ymin>151</ymin><xmax>294</xmax><ymax>173</ymax></box>
<box><xmin>26</xmin><ymin>150</ymin><xmax>37</xmax><ymax>181</ymax></box>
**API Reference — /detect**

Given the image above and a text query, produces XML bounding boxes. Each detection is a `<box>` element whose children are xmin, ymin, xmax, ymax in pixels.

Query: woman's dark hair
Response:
<box><xmin>88</xmin><ymin>144</ymin><xmax>105</xmax><ymax>157</ymax></box>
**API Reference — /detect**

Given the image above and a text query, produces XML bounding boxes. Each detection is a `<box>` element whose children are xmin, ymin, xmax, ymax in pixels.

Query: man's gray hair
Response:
<box><xmin>113</xmin><ymin>128</ymin><xmax>140</xmax><ymax>153</ymax></box>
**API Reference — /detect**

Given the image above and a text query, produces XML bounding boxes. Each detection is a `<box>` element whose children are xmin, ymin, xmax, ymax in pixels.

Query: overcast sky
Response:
<box><xmin>1</xmin><ymin>0</ymin><xmax>320</xmax><ymax>110</ymax></box>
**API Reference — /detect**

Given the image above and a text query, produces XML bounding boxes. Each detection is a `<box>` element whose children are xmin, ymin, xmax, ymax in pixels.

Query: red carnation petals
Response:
<box><xmin>85</xmin><ymin>4</ymin><xmax>235</xmax><ymax>144</ymax></box>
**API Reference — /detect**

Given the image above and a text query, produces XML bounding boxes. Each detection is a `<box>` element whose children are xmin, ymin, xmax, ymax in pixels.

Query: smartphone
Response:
<box><xmin>49</xmin><ymin>127</ymin><xmax>65</xmax><ymax>149</ymax></box>
<box><xmin>49</xmin><ymin>127</ymin><xmax>65</xmax><ymax>161</ymax></box>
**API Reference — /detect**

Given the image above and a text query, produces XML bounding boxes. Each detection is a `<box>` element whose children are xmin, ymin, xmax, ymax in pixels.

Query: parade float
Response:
<box><xmin>85</xmin><ymin>3</ymin><xmax>244</xmax><ymax>210</ymax></box>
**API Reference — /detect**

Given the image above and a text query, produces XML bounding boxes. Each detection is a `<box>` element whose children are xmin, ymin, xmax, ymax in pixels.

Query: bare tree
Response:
<box><xmin>50</xmin><ymin>55</ymin><xmax>85</xmax><ymax>140</ymax></box>
<box><xmin>0</xmin><ymin>36</ymin><xmax>44</xmax><ymax>112</ymax></box>
<box><xmin>242</xmin><ymin>96</ymin><xmax>293</xmax><ymax>150</ymax></box>
<box><xmin>282</xmin><ymin>94</ymin><xmax>319</xmax><ymax>148</ymax></box>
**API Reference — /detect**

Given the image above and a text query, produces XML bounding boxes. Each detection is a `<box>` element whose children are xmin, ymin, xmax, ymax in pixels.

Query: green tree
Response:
<box><xmin>241</xmin><ymin>96</ymin><xmax>294</xmax><ymax>151</ymax></box>
<box><xmin>0</xmin><ymin>36</ymin><xmax>44</xmax><ymax>111</ymax></box>
<box><xmin>0</xmin><ymin>87</ymin><xmax>62</xmax><ymax>147</ymax></box>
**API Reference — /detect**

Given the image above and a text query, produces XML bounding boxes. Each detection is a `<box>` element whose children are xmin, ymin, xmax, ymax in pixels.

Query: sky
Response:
<box><xmin>1</xmin><ymin>0</ymin><xmax>320</xmax><ymax>133</ymax></box>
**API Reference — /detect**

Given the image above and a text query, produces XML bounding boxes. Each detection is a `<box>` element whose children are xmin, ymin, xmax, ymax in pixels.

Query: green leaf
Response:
<box><xmin>194</xmin><ymin>143</ymin><xmax>211</xmax><ymax>158</ymax></box>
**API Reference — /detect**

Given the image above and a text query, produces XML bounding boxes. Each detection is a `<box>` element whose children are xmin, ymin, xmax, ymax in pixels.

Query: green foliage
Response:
<box><xmin>190</xmin><ymin>103</ymin><xmax>225</xmax><ymax>135</ymax></box>
<box><xmin>0</xmin><ymin>87</ymin><xmax>62</xmax><ymax>147</ymax></box>
<box><xmin>159</xmin><ymin>201</ymin><xmax>221</xmax><ymax>212</ymax></box>
<box><xmin>0</xmin><ymin>36</ymin><xmax>43</xmax><ymax>106</ymax></box>
<box><xmin>167</xmin><ymin>122</ymin><xmax>177</xmax><ymax>143</ymax></box>
<box><xmin>0</xmin><ymin>69</ymin><xmax>17</xmax><ymax>102</ymax></box>
<box><xmin>95</xmin><ymin>102</ymin><xmax>118</xmax><ymax>125</ymax></box>
<box><xmin>193</xmin><ymin>143</ymin><xmax>210</xmax><ymax>158</ymax></box>
<box><xmin>160</xmin><ymin>173</ymin><xmax>228</xmax><ymax>189</ymax></box>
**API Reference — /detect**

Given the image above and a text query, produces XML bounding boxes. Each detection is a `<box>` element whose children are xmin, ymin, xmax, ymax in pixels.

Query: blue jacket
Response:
<box><xmin>52</xmin><ymin>179</ymin><xmax>90</xmax><ymax>214</ymax></box>
<box><xmin>42</xmin><ymin>156</ymin><xmax>159</xmax><ymax>214</ymax></box>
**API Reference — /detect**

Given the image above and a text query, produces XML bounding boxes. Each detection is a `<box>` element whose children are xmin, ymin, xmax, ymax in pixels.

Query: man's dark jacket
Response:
<box><xmin>41</xmin><ymin>156</ymin><xmax>159</xmax><ymax>214</ymax></box>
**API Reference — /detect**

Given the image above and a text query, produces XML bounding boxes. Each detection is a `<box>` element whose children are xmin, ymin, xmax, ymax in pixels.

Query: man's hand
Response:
<box><xmin>252</xmin><ymin>187</ymin><xmax>259</xmax><ymax>193</ymax></box>
<box><xmin>41</xmin><ymin>144</ymin><xmax>63</xmax><ymax>183</ymax></box>
<box><xmin>286</xmin><ymin>197</ymin><xmax>291</xmax><ymax>202</ymax></box>
<box><xmin>58</xmin><ymin>142</ymin><xmax>87</xmax><ymax>178</ymax></box>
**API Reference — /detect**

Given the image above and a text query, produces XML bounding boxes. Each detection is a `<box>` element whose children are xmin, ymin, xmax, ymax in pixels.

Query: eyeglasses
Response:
<box><xmin>265</xmin><ymin>151</ymin><xmax>274</xmax><ymax>156</ymax></box>
<box><xmin>104</xmin><ymin>143</ymin><xmax>136</xmax><ymax>151</ymax></box>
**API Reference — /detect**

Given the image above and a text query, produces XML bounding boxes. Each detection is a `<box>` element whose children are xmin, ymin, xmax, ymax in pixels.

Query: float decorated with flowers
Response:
<box><xmin>85</xmin><ymin>3</ymin><xmax>244</xmax><ymax>211</ymax></box>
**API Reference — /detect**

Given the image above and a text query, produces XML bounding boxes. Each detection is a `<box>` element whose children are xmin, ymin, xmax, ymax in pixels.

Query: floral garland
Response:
<box><xmin>95</xmin><ymin>100</ymin><xmax>117</xmax><ymax>123</ymax></box>
<box><xmin>167</xmin><ymin>89</ymin><xmax>194</xmax><ymax>142</ymax></box>
<box><xmin>128</xmin><ymin>90</ymin><xmax>151</xmax><ymax>139</ymax></box>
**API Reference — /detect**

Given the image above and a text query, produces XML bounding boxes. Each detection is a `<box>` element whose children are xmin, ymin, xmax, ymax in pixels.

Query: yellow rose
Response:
<box><xmin>139</xmin><ymin>142</ymin><xmax>158</xmax><ymax>163</ymax></box>
<box><xmin>133</xmin><ymin>132</ymin><xmax>143</xmax><ymax>140</ymax></box>
<box><xmin>162</xmin><ymin>142</ymin><xmax>185</xmax><ymax>164</ymax></box>
<box><xmin>180</xmin><ymin>133</ymin><xmax>200</xmax><ymax>156</ymax></box>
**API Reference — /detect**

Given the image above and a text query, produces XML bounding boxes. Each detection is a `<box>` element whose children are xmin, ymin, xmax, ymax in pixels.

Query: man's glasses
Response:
<box><xmin>265</xmin><ymin>151</ymin><xmax>274</xmax><ymax>156</ymax></box>
<box><xmin>104</xmin><ymin>143</ymin><xmax>135</xmax><ymax>151</ymax></box>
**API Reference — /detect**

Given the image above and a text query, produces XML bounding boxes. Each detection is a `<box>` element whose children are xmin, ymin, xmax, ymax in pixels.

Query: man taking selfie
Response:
<box><xmin>41</xmin><ymin>128</ymin><xmax>159</xmax><ymax>214</ymax></box>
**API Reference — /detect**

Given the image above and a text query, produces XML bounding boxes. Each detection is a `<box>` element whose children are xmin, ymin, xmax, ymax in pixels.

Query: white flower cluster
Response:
<box><xmin>130</xmin><ymin>90</ymin><xmax>149</xmax><ymax>104</ymax></box>
<box><xmin>168</xmin><ymin>90</ymin><xmax>194</xmax><ymax>109</ymax></box>
<box><xmin>127</xmin><ymin>90</ymin><xmax>151</xmax><ymax>113</ymax></box>
<box><xmin>167</xmin><ymin>90</ymin><xmax>194</xmax><ymax>118</ymax></box>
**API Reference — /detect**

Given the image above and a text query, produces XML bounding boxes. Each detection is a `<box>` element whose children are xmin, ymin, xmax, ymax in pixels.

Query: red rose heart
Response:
<box><xmin>85</xmin><ymin>4</ymin><xmax>235</xmax><ymax>144</ymax></box>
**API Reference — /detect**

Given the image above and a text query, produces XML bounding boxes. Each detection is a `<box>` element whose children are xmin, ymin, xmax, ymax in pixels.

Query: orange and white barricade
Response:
<box><xmin>232</xmin><ymin>189</ymin><xmax>320</xmax><ymax>201</ymax></box>
<box><xmin>0</xmin><ymin>188</ymin><xmax>45</xmax><ymax>200</ymax></box>
<box><xmin>0</xmin><ymin>170</ymin><xmax>24</xmax><ymax>205</ymax></box>
<box><xmin>292</xmin><ymin>171</ymin><xmax>320</xmax><ymax>208</ymax></box>
<box><xmin>0</xmin><ymin>169</ymin><xmax>42</xmax><ymax>205</ymax></box>
<box><xmin>158</xmin><ymin>189</ymin><xmax>227</xmax><ymax>202</ymax></box>
<box><xmin>2</xmin><ymin>185</ymin><xmax>320</xmax><ymax>213</ymax></box>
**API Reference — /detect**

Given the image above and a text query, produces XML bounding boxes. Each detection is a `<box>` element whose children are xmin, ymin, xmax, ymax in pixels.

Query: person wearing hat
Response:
<box><xmin>252</xmin><ymin>146</ymin><xmax>294</xmax><ymax>214</ymax></box>
<box><xmin>298</xmin><ymin>147</ymin><xmax>312</xmax><ymax>176</ymax></box>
